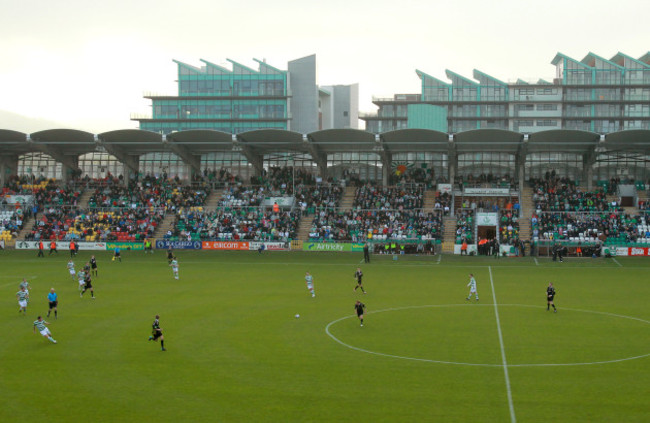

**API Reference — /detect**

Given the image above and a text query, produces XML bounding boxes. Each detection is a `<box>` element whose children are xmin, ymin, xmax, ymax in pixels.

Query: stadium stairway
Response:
<box><xmin>423</xmin><ymin>188</ymin><xmax>437</xmax><ymax>210</ymax></box>
<box><xmin>76</xmin><ymin>189</ymin><xmax>94</xmax><ymax>208</ymax></box>
<box><xmin>14</xmin><ymin>216</ymin><xmax>33</xmax><ymax>243</ymax></box>
<box><xmin>442</xmin><ymin>216</ymin><xmax>457</xmax><ymax>253</ymax></box>
<box><xmin>520</xmin><ymin>185</ymin><xmax>534</xmax><ymax>218</ymax></box>
<box><xmin>296</xmin><ymin>216</ymin><xmax>313</xmax><ymax>242</ymax></box>
<box><xmin>338</xmin><ymin>186</ymin><xmax>356</xmax><ymax>210</ymax></box>
<box><xmin>203</xmin><ymin>188</ymin><xmax>223</xmax><ymax>212</ymax></box>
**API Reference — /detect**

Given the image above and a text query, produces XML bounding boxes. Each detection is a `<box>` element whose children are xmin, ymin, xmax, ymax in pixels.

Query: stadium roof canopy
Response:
<box><xmin>603</xmin><ymin>130</ymin><xmax>650</xmax><ymax>154</ymax></box>
<box><xmin>1</xmin><ymin>128</ymin><xmax>649</xmax><ymax>163</ymax></box>
<box><xmin>527</xmin><ymin>130</ymin><xmax>601</xmax><ymax>154</ymax></box>
<box><xmin>454</xmin><ymin>129</ymin><xmax>523</xmax><ymax>154</ymax></box>
<box><xmin>380</xmin><ymin>129</ymin><xmax>449</xmax><ymax>153</ymax></box>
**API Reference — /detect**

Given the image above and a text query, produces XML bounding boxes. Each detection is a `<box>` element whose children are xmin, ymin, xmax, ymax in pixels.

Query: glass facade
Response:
<box><xmin>364</xmin><ymin>52</ymin><xmax>650</xmax><ymax>136</ymax></box>
<box><xmin>136</xmin><ymin>59</ymin><xmax>289</xmax><ymax>135</ymax></box>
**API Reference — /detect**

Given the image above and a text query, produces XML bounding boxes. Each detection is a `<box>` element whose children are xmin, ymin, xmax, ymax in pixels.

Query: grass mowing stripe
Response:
<box><xmin>489</xmin><ymin>266</ymin><xmax>516</xmax><ymax>423</ymax></box>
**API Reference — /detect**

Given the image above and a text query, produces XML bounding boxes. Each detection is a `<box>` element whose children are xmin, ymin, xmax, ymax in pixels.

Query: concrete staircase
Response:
<box><xmin>153</xmin><ymin>213</ymin><xmax>178</xmax><ymax>239</ymax></box>
<box><xmin>441</xmin><ymin>216</ymin><xmax>457</xmax><ymax>253</ymax></box>
<box><xmin>520</xmin><ymin>185</ymin><xmax>534</xmax><ymax>218</ymax></box>
<box><xmin>76</xmin><ymin>189</ymin><xmax>94</xmax><ymax>208</ymax></box>
<box><xmin>202</xmin><ymin>188</ymin><xmax>223</xmax><ymax>212</ymax></box>
<box><xmin>15</xmin><ymin>215</ymin><xmax>33</xmax><ymax>242</ymax></box>
<box><xmin>423</xmin><ymin>188</ymin><xmax>437</xmax><ymax>210</ymax></box>
<box><xmin>338</xmin><ymin>186</ymin><xmax>356</xmax><ymax>211</ymax></box>
<box><xmin>296</xmin><ymin>216</ymin><xmax>314</xmax><ymax>242</ymax></box>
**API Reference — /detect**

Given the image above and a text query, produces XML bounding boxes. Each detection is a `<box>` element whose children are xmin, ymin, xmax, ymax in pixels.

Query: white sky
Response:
<box><xmin>1</xmin><ymin>0</ymin><xmax>648</xmax><ymax>132</ymax></box>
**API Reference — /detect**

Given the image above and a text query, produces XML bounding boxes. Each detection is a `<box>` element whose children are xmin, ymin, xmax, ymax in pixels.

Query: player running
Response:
<box><xmin>466</xmin><ymin>273</ymin><xmax>479</xmax><ymax>302</ymax></box>
<box><xmin>148</xmin><ymin>314</ymin><xmax>166</xmax><ymax>351</ymax></box>
<box><xmin>80</xmin><ymin>272</ymin><xmax>95</xmax><ymax>299</ymax></box>
<box><xmin>16</xmin><ymin>286</ymin><xmax>29</xmax><ymax>314</ymax></box>
<box><xmin>167</xmin><ymin>248</ymin><xmax>174</xmax><ymax>264</ymax></box>
<box><xmin>67</xmin><ymin>260</ymin><xmax>76</xmax><ymax>281</ymax></box>
<box><xmin>33</xmin><ymin>316</ymin><xmax>57</xmax><ymax>344</ymax></box>
<box><xmin>47</xmin><ymin>288</ymin><xmax>58</xmax><ymax>319</ymax></box>
<box><xmin>305</xmin><ymin>272</ymin><xmax>315</xmax><ymax>297</ymax></box>
<box><xmin>112</xmin><ymin>247</ymin><xmax>121</xmax><ymax>262</ymax></box>
<box><xmin>77</xmin><ymin>269</ymin><xmax>86</xmax><ymax>293</ymax></box>
<box><xmin>547</xmin><ymin>282</ymin><xmax>557</xmax><ymax>313</ymax></box>
<box><xmin>355</xmin><ymin>300</ymin><xmax>366</xmax><ymax>327</ymax></box>
<box><xmin>170</xmin><ymin>256</ymin><xmax>179</xmax><ymax>280</ymax></box>
<box><xmin>354</xmin><ymin>267</ymin><xmax>366</xmax><ymax>294</ymax></box>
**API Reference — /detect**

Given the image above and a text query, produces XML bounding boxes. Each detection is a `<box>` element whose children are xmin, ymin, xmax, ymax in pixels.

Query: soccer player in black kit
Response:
<box><xmin>547</xmin><ymin>282</ymin><xmax>557</xmax><ymax>312</ymax></box>
<box><xmin>81</xmin><ymin>272</ymin><xmax>95</xmax><ymax>299</ymax></box>
<box><xmin>148</xmin><ymin>314</ymin><xmax>166</xmax><ymax>351</ymax></box>
<box><xmin>355</xmin><ymin>300</ymin><xmax>366</xmax><ymax>326</ymax></box>
<box><xmin>90</xmin><ymin>255</ymin><xmax>98</xmax><ymax>277</ymax></box>
<box><xmin>354</xmin><ymin>267</ymin><xmax>366</xmax><ymax>293</ymax></box>
<box><xmin>167</xmin><ymin>248</ymin><xmax>174</xmax><ymax>265</ymax></box>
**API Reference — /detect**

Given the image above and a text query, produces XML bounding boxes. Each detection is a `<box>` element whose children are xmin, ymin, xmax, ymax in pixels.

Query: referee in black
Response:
<box><xmin>546</xmin><ymin>282</ymin><xmax>557</xmax><ymax>312</ymax></box>
<box><xmin>363</xmin><ymin>243</ymin><xmax>370</xmax><ymax>263</ymax></box>
<box><xmin>355</xmin><ymin>300</ymin><xmax>366</xmax><ymax>327</ymax></box>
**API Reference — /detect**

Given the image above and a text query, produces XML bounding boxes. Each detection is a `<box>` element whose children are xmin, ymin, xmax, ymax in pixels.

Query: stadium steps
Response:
<box><xmin>423</xmin><ymin>188</ymin><xmax>437</xmax><ymax>210</ymax></box>
<box><xmin>338</xmin><ymin>186</ymin><xmax>356</xmax><ymax>211</ymax></box>
<box><xmin>442</xmin><ymin>216</ymin><xmax>457</xmax><ymax>253</ymax></box>
<box><xmin>15</xmin><ymin>215</ymin><xmax>33</xmax><ymax>242</ymax></box>
<box><xmin>153</xmin><ymin>212</ymin><xmax>177</xmax><ymax>239</ymax></box>
<box><xmin>519</xmin><ymin>219</ymin><xmax>531</xmax><ymax>242</ymax></box>
<box><xmin>296</xmin><ymin>216</ymin><xmax>313</xmax><ymax>242</ymax></box>
<box><xmin>520</xmin><ymin>185</ymin><xmax>534</xmax><ymax>218</ymax></box>
<box><xmin>203</xmin><ymin>188</ymin><xmax>224</xmax><ymax>211</ymax></box>
<box><xmin>76</xmin><ymin>189</ymin><xmax>94</xmax><ymax>208</ymax></box>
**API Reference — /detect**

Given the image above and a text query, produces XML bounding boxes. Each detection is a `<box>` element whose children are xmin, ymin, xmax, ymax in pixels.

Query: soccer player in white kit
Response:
<box><xmin>170</xmin><ymin>257</ymin><xmax>179</xmax><ymax>280</ymax></box>
<box><xmin>33</xmin><ymin>316</ymin><xmax>57</xmax><ymax>343</ymax></box>
<box><xmin>305</xmin><ymin>272</ymin><xmax>315</xmax><ymax>297</ymax></box>
<box><xmin>466</xmin><ymin>273</ymin><xmax>479</xmax><ymax>302</ymax></box>
<box><xmin>77</xmin><ymin>269</ymin><xmax>86</xmax><ymax>292</ymax></box>
<box><xmin>67</xmin><ymin>260</ymin><xmax>76</xmax><ymax>282</ymax></box>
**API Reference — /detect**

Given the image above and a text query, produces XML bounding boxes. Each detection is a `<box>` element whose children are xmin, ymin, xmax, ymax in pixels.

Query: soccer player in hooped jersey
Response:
<box><xmin>67</xmin><ymin>260</ymin><xmax>76</xmax><ymax>281</ymax></box>
<box><xmin>305</xmin><ymin>272</ymin><xmax>315</xmax><ymax>297</ymax></box>
<box><xmin>77</xmin><ymin>269</ymin><xmax>86</xmax><ymax>293</ymax></box>
<box><xmin>16</xmin><ymin>286</ymin><xmax>29</xmax><ymax>314</ymax></box>
<box><xmin>170</xmin><ymin>256</ymin><xmax>179</xmax><ymax>280</ymax></box>
<box><xmin>466</xmin><ymin>273</ymin><xmax>479</xmax><ymax>302</ymax></box>
<box><xmin>33</xmin><ymin>316</ymin><xmax>56</xmax><ymax>344</ymax></box>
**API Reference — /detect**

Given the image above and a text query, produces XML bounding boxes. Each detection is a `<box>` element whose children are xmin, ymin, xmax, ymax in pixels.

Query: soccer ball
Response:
<box><xmin>295</xmin><ymin>314</ymin><xmax>300</xmax><ymax>319</ymax></box>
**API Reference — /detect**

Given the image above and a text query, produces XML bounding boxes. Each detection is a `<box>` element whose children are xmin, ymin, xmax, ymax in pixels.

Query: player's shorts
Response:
<box><xmin>114</xmin><ymin>252</ymin><xmax>121</xmax><ymax>257</ymax></box>
<box><xmin>49</xmin><ymin>301</ymin><xmax>58</xmax><ymax>309</ymax></box>
<box><xmin>469</xmin><ymin>288</ymin><xmax>477</xmax><ymax>293</ymax></box>
<box><xmin>84</xmin><ymin>282</ymin><xmax>93</xmax><ymax>289</ymax></box>
<box><xmin>79</xmin><ymin>279</ymin><xmax>86</xmax><ymax>287</ymax></box>
<box><xmin>39</xmin><ymin>328</ymin><xmax>51</xmax><ymax>337</ymax></box>
<box><xmin>306</xmin><ymin>283</ymin><xmax>313</xmax><ymax>290</ymax></box>
<box><xmin>69</xmin><ymin>269</ymin><xmax>76</xmax><ymax>275</ymax></box>
<box><xmin>547</xmin><ymin>295</ymin><xmax>555</xmax><ymax>301</ymax></box>
<box><xmin>153</xmin><ymin>331</ymin><xmax>163</xmax><ymax>340</ymax></box>
<box><xmin>18</xmin><ymin>300</ymin><xmax>27</xmax><ymax>308</ymax></box>
<box><xmin>91</xmin><ymin>263</ymin><xmax>97</xmax><ymax>269</ymax></box>
<box><xmin>356</xmin><ymin>311</ymin><xmax>364</xmax><ymax>317</ymax></box>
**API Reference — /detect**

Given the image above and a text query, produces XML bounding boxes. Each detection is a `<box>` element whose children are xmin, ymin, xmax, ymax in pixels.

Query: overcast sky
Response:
<box><xmin>1</xmin><ymin>0</ymin><xmax>648</xmax><ymax>132</ymax></box>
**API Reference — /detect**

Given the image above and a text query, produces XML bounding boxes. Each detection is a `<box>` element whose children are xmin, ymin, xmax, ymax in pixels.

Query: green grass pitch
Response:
<box><xmin>1</xmin><ymin>250</ymin><xmax>649</xmax><ymax>422</ymax></box>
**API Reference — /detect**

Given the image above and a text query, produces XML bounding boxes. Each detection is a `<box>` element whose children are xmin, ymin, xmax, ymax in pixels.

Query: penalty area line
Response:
<box><xmin>489</xmin><ymin>266</ymin><xmax>517</xmax><ymax>423</ymax></box>
<box><xmin>612</xmin><ymin>258</ymin><xmax>623</xmax><ymax>267</ymax></box>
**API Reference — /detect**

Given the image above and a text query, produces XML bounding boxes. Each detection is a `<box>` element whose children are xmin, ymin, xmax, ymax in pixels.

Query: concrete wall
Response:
<box><xmin>288</xmin><ymin>55</ymin><xmax>319</xmax><ymax>133</ymax></box>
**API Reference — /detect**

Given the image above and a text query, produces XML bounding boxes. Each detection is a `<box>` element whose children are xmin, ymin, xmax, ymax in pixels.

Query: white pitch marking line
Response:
<box><xmin>613</xmin><ymin>258</ymin><xmax>623</xmax><ymax>267</ymax></box>
<box><xmin>534</xmin><ymin>257</ymin><xmax>539</xmax><ymax>266</ymax></box>
<box><xmin>436</xmin><ymin>254</ymin><xmax>442</xmax><ymax>264</ymax></box>
<box><xmin>489</xmin><ymin>266</ymin><xmax>517</xmax><ymax>423</ymax></box>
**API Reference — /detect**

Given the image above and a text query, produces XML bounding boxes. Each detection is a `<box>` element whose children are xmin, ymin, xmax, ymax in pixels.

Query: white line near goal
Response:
<box><xmin>489</xmin><ymin>266</ymin><xmax>517</xmax><ymax>423</ymax></box>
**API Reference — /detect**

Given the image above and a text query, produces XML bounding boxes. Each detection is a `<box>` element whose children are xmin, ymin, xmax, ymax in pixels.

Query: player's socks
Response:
<box><xmin>55</xmin><ymin>310</ymin><xmax>58</xmax><ymax>319</ymax></box>
<box><xmin>47</xmin><ymin>312</ymin><xmax>50</xmax><ymax>317</ymax></box>
<box><xmin>547</xmin><ymin>305</ymin><xmax>550</xmax><ymax>310</ymax></box>
<box><xmin>48</xmin><ymin>337</ymin><xmax>56</xmax><ymax>343</ymax></box>
<box><xmin>160</xmin><ymin>340</ymin><xmax>165</xmax><ymax>350</ymax></box>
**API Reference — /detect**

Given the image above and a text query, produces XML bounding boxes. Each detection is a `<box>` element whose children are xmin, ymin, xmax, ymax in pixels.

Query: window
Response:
<box><xmin>536</xmin><ymin>104</ymin><xmax>558</xmax><ymax>111</ymax></box>
<box><xmin>516</xmin><ymin>104</ymin><xmax>534</xmax><ymax>111</ymax></box>
<box><xmin>343</xmin><ymin>111</ymin><xmax>349</xmax><ymax>117</ymax></box>
<box><xmin>536</xmin><ymin>120</ymin><xmax>558</xmax><ymax>127</ymax></box>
